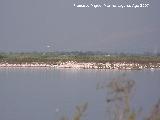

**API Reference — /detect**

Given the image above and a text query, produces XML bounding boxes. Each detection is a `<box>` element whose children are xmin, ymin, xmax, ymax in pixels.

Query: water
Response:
<box><xmin>0</xmin><ymin>68</ymin><xmax>160</xmax><ymax>120</ymax></box>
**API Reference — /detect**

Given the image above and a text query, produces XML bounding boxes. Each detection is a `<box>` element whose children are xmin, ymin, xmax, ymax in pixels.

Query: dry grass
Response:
<box><xmin>60</xmin><ymin>74</ymin><xmax>160</xmax><ymax>120</ymax></box>
<box><xmin>97</xmin><ymin>73</ymin><xmax>137</xmax><ymax>120</ymax></box>
<box><xmin>59</xmin><ymin>102</ymin><xmax>88</xmax><ymax>120</ymax></box>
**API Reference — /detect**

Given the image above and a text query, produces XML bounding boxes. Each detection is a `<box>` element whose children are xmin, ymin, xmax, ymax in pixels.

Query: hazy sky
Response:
<box><xmin>0</xmin><ymin>0</ymin><xmax>160</xmax><ymax>53</ymax></box>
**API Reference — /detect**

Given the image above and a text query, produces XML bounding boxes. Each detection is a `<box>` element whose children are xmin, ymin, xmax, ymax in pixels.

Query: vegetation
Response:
<box><xmin>97</xmin><ymin>74</ymin><xmax>137</xmax><ymax>120</ymax></box>
<box><xmin>60</xmin><ymin>103</ymin><xmax>88</xmax><ymax>120</ymax></box>
<box><xmin>0</xmin><ymin>52</ymin><xmax>160</xmax><ymax>64</ymax></box>
<box><xmin>60</xmin><ymin>74</ymin><xmax>160</xmax><ymax>120</ymax></box>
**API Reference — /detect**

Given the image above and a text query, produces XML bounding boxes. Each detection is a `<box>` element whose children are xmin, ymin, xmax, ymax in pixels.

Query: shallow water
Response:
<box><xmin>0</xmin><ymin>68</ymin><xmax>160</xmax><ymax>120</ymax></box>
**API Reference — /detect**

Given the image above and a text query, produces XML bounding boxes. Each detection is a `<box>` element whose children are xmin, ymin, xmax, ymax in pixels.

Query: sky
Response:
<box><xmin>0</xmin><ymin>0</ymin><xmax>160</xmax><ymax>53</ymax></box>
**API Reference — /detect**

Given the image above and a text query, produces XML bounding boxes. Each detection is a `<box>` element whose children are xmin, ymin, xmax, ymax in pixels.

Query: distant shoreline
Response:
<box><xmin>0</xmin><ymin>61</ymin><xmax>160</xmax><ymax>70</ymax></box>
<box><xmin>1</xmin><ymin>53</ymin><xmax>160</xmax><ymax>70</ymax></box>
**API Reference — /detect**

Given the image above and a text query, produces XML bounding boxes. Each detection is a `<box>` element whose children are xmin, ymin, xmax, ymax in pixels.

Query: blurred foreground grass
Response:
<box><xmin>60</xmin><ymin>74</ymin><xmax>160</xmax><ymax>120</ymax></box>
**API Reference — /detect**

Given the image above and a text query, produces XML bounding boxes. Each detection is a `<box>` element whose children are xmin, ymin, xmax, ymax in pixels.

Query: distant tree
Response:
<box><xmin>0</xmin><ymin>54</ymin><xmax>6</xmax><ymax>59</ymax></box>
